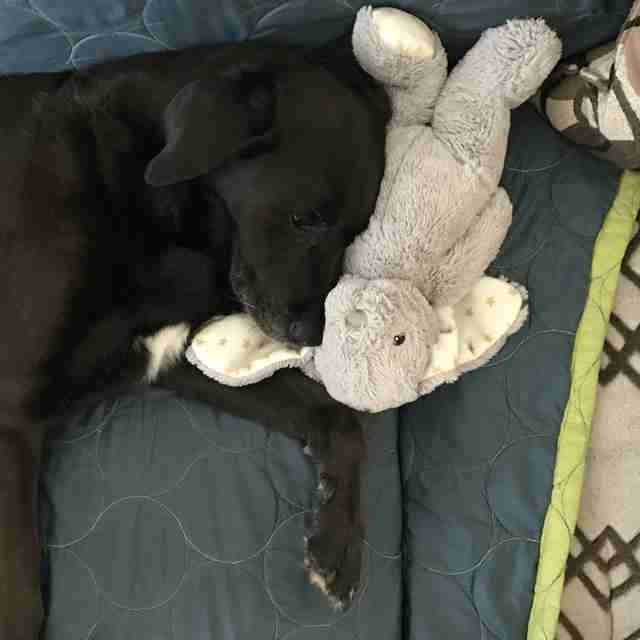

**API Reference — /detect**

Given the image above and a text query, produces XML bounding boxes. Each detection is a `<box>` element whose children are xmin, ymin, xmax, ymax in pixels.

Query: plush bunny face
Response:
<box><xmin>315</xmin><ymin>276</ymin><xmax>439</xmax><ymax>412</ymax></box>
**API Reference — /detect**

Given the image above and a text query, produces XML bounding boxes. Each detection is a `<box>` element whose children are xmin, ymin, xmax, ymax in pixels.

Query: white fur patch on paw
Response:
<box><xmin>308</xmin><ymin>568</ymin><xmax>333</xmax><ymax>595</ymax></box>
<box><xmin>307</xmin><ymin>568</ymin><xmax>346</xmax><ymax>610</ymax></box>
<box><xmin>141</xmin><ymin>322</ymin><xmax>190</xmax><ymax>382</ymax></box>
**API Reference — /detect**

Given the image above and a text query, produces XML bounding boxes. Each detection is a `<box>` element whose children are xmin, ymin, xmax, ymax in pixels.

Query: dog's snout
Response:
<box><xmin>288</xmin><ymin>307</ymin><xmax>325</xmax><ymax>346</ymax></box>
<box><xmin>289</xmin><ymin>320</ymin><xmax>311</xmax><ymax>344</ymax></box>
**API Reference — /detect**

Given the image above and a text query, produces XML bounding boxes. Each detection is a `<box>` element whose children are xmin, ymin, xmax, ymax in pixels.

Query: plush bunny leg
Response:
<box><xmin>432</xmin><ymin>19</ymin><xmax>562</xmax><ymax>187</ymax></box>
<box><xmin>352</xmin><ymin>6</ymin><xmax>447</xmax><ymax>126</ymax></box>
<box><xmin>426</xmin><ymin>188</ymin><xmax>513</xmax><ymax>308</ymax></box>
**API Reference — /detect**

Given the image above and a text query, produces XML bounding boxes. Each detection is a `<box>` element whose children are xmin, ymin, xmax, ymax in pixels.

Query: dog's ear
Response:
<box><xmin>145</xmin><ymin>65</ymin><xmax>277</xmax><ymax>187</ymax></box>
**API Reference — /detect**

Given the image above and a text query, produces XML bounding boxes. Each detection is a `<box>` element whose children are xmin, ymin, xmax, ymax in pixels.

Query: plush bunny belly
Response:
<box><xmin>186</xmin><ymin>314</ymin><xmax>312</xmax><ymax>387</ymax></box>
<box><xmin>344</xmin><ymin>126</ymin><xmax>501</xmax><ymax>288</ymax></box>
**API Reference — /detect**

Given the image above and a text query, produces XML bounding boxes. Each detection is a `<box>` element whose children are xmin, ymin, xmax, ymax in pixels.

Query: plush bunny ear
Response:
<box><xmin>145</xmin><ymin>65</ymin><xmax>277</xmax><ymax>187</ymax></box>
<box><xmin>417</xmin><ymin>278</ymin><xmax>529</xmax><ymax>397</ymax></box>
<box><xmin>417</xmin><ymin>306</ymin><xmax>460</xmax><ymax>396</ymax></box>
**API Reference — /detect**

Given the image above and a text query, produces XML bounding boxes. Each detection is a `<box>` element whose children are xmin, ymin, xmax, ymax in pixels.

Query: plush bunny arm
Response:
<box><xmin>352</xmin><ymin>6</ymin><xmax>447</xmax><ymax>126</ymax></box>
<box><xmin>424</xmin><ymin>188</ymin><xmax>513</xmax><ymax>307</ymax></box>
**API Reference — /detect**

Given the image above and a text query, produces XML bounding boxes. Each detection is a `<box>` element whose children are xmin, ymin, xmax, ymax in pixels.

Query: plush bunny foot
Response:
<box><xmin>353</xmin><ymin>6</ymin><xmax>447</xmax><ymax>125</ymax></box>
<box><xmin>302</xmin><ymin>411</ymin><xmax>365</xmax><ymax>610</ymax></box>
<box><xmin>371</xmin><ymin>7</ymin><xmax>436</xmax><ymax>59</ymax></box>
<box><xmin>427</xmin><ymin>188</ymin><xmax>513</xmax><ymax>308</ymax></box>
<box><xmin>442</xmin><ymin>18</ymin><xmax>562</xmax><ymax>110</ymax></box>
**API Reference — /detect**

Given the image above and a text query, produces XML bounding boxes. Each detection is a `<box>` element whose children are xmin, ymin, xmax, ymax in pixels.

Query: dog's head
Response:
<box><xmin>145</xmin><ymin>48</ymin><xmax>389</xmax><ymax>346</ymax></box>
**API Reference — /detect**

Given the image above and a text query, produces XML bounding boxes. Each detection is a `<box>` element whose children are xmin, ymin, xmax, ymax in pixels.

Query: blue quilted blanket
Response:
<box><xmin>0</xmin><ymin>1</ymin><xmax>629</xmax><ymax>639</ymax></box>
<box><xmin>39</xmin><ymin>106</ymin><xmax>621</xmax><ymax>639</ymax></box>
<box><xmin>0</xmin><ymin>0</ymin><xmax>631</xmax><ymax>74</ymax></box>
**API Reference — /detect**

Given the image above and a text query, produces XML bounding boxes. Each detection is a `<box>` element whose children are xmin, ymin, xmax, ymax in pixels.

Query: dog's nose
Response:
<box><xmin>289</xmin><ymin>314</ymin><xmax>324</xmax><ymax>346</ymax></box>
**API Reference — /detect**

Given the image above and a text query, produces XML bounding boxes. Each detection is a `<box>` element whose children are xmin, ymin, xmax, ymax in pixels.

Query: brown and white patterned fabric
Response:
<box><xmin>534</xmin><ymin>0</ymin><xmax>640</xmax><ymax>169</ymax></box>
<box><xmin>558</xmin><ymin>215</ymin><xmax>640</xmax><ymax>640</ymax></box>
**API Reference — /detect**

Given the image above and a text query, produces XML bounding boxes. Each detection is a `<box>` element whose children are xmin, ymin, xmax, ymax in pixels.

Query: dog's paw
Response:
<box><xmin>304</xmin><ymin>529</ymin><xmax>362</xmax><ymax>611</ymax></box>
<box><xmin>303</xmin><ymin>476</ymin><xmax>363</xmax><ymax>611</ymax></box>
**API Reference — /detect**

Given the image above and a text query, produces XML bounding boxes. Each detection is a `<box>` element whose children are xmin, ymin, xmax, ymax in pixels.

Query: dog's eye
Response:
<box><xmin>393</xmin><ymin>334</ymin><xmax>406</xmax><ymax>346</ymax></box>
<box><xmin>291</xmin><ymin>206</ymin><xmax>331</xmax><ymax>230</ymax></box>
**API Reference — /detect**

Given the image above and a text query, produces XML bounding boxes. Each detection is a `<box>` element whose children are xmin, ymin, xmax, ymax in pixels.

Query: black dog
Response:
<box><xmin>0</xmin><ymin>38</ymin><xmax>389</xmax><ymax>639</ymax></box>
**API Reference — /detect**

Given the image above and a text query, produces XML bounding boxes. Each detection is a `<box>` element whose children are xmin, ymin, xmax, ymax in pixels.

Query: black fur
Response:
<box><xmin>0</xmin><ymin>39</ymin><xmax>389</xmax><ymax>639</ymax></box>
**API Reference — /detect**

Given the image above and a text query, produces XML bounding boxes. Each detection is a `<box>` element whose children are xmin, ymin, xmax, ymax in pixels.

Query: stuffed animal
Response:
<box><xmin>186</xmin><ymin>7</ymin><xmax>562</xmax><ymax>412</ymax></box>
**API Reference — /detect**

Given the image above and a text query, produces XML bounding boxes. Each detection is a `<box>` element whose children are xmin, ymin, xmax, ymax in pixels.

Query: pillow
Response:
<box><xmin>534</xmin><ymin>0</ymin><xmax>640</xmax><ymax>169</ymax></box>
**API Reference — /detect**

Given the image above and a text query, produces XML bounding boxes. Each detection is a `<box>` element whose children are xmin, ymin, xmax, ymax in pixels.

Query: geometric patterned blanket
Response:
<box><xmin>558</xmin><ymin>216</ymin><xmax>640</xmax><ymax>640</ymax></box>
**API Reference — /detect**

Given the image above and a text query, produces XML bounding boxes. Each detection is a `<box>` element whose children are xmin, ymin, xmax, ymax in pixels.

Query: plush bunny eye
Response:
<box><xmin>393</xmin><ymin>334</ymin><xmax>406</xmax><ymax>346</ymax></box>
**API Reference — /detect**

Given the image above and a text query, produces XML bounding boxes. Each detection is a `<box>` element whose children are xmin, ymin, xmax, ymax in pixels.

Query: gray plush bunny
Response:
<box><xmin>186</xmin><ymin>7</ymin><xmax>562</xmax><ymax>412</ymax></box>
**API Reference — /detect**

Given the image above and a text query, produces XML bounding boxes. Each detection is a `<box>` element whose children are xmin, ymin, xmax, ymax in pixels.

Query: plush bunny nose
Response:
<box><xmin>346</xmin><ymin>310</ymin><xmax>367</xmax><ymax>329</ymax></box>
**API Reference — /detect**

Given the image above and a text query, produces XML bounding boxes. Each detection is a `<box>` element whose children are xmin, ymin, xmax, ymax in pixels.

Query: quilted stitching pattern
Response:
<box><xmin>0</xmin><ymin>0</ymin><xmax>632</xmax><ymax>74</ymax></box>
<box><xmin>399</xmin><ymin>106</ymin><xmax>621</xmax><ymax>639</ymax></box>
<box><xmin>41</xmin><ymin>395</ymin><xmax>402</xmax><ymax>639</ymax></box>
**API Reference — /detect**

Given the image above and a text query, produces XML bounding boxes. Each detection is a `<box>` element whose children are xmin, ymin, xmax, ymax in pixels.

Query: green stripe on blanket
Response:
<box><xmin>527</xmin><ymin>170</ymin><xmax>640</xmax><ymax>640</ymax></box>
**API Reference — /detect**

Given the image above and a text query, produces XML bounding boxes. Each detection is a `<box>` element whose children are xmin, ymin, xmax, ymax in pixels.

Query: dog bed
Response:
<box><xmin>2</xmin><ymin>1</ymin><xmax>635</xmax><ymax>639</ymax></box>
<box><xmin>38</xmin><ymin>105</ymin><xmax>636</xmax><ymax>640</ymax></box>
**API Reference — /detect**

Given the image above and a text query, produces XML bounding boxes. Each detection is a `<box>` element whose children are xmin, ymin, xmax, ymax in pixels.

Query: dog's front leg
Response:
<box><xmin>155</xmin><ymin>363</ymin><xmax>365</xmax><ymax>610</ymax></box>
<box><xmin>0</xmin><ymin>427</ymin><xmax>44</xmax><ymax>640</ymax></box>
<box><xmin>300</xmin><ymin>404</ymin><xmax>365</xmax><ymax>610</ymax></box>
